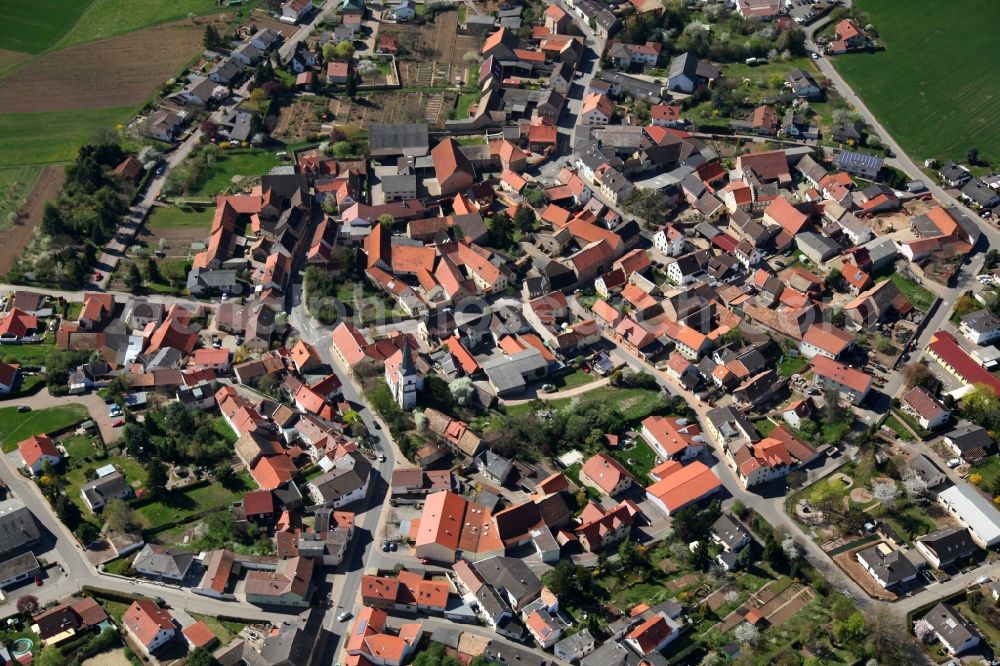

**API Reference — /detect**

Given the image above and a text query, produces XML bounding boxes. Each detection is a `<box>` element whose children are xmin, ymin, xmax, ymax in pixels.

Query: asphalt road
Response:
<box><xmin>287</xmin><ymin>285</ymin><xmax>399</xmax><ymax>663</ymax></box>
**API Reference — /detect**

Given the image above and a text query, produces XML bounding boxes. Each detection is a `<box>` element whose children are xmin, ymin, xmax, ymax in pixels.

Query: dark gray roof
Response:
<box><xmin>916</xmin><ymin>527</ymin><xmax>977</xmax><ymax>565</ymax></box>
<box><xmin>133</xmin><ymin>544</ymin><xmax>195</xmax><ymax>578</ymax></box>
<box><xmin>946</xmin><ymin>422</ymin><xmax>992</xmax><ymax>453</ymax></box>
<box><xmin>924</xmin><ymin>603</ymin><xmax>979</xmax><ymax>652</ymax></box>
<box><xmin>473</xmin><ymin>555</ymin><xmax>542</xmax><ymax>604</ymax></box>
<box><xmin>80</xmin><ymin>472</ymin><xmax>131</xmax><ymax>508</ymax></box>
<box><xmin>308</xmin><ymin>451</ymin><xmax>371</xmax><ymax>503</ymax></box>
<box><xmin>581</xmin><ymin>640</ymin><xmax>639</xmax><ymax>666</ymax></box>
<box><xmin>711</xmin><ymin>514</ymin><xmax>751</xmax><ymax>550</ymax></box>
<box><xmin>0</xmin><ymin>499</ymin><xmax>39</xmax><ymax>556</ymax></box>
<box><xmin>246</xmin><ymin>626</ymin><xmax>319</xmax><ymax>666</ymax></box>
<box><xmin>368</xmin><ymin>124</ymin><xmax>430</xmax><ymax>157</ymax></box>
<box><xmin>0</xmin><ymin>552</ymin><xmax>39</xmax><ymax>583</ymax></box>
<box><xmin>482</xmin><ymin>639</ymin><xmax>555</xmax><ymax>666</ymax></box>
<box><xmin>908</xmin><ymin>454</ymin><xmax>945</xmax><ymax>487</ymax></box>
<box><xmin>857</xmin><ymin>544</ymin><xmax>918</xmax><ymax>586</ymax></box>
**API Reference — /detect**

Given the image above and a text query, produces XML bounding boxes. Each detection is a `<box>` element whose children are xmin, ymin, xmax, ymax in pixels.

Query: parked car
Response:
<box><xmin>541</xmin><ymin>383</ymin><xmax>556</xmax><ymax>392</ymax></box>
<box><xmin>111</xmin><ymin>418</ymin><xmax>125</xmax><ymax>428</ymax></box>
<box><xmin>16</xmin><ymin>405</ymin><xmax>30</xmax><ymax>413</ymax></box>
<box><xmin>377</xmin><ymin>454</ymin><xmax>386</xmax><ymax>463</ymax></box>
<box><xmin>93</xmin><ymin>272</ymin><xmax>103</xmax><ymax>281</ymax></box>
<box><xmin>34</xmin><ymin>576</ymin><xmax>42</xmax><ymax>586</ymax></box>
<box><xmin>947</xmin><ymin>458</ymin><xmax>962</xmax><ymax>468</ymax></box>
<box><xmin>976</xmin><ymin>575</ymin><xmax>992</xmax><ymax>584</ymax></box>
<box><xmin>337</xmin><ymin>611</ymin><xmax>352</xmax><ymax>622</ymax></box>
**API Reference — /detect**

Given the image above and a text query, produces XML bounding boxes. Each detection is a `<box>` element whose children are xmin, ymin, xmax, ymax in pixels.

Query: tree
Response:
<box><xmin>734</xmin><ymin>622</ymin><xmax>760</xmax><ymax>646</ymax></box>
<box><xmin>104</xmin><ymin>499</ymin><xmax>138</xmax><ymax>533</ymax></box>
<box><xmin>513</xmin><ymin>206</ymin><xmax>536</xmax><ymax>232</ymax></box>
<box><xmin>671</xmin><ymin>499</ymin><xmax>721</xmax><ymax>542</ymax></box>
<box><xmin>763</xmin><ymin>535</ymin><xmax>787</xmax><ymax>570</ymax></box>
<box><xmin>187</xmin><ymin>648</ymin><xmax>219</xmax><ymax>666</ymax></box>
<box><xmin>203</xmin><ymin>25</ymin><xmax>224</xmax><ymax>50</ymax></box>
<box><xmin>622</xmin><ymin>188</ymin><xmax>671</xmax><ymax>227</ymax></box>
<box><xmin>16</xmin><ymin>595</ymin><xmax>39</xmax><ymax>617</ymax></box>
<box><xmin>35</xmin><ymin>646</ymin><xmax>64</xmax><ymax>666</ymax></box>
<box><xmin>833</xmin><ymin>610</ymin><xmax>866</xmax><ymax>645</ymax></box>
<box><xmin>902</xmin><ymin>471</ymin><xmax>928</xmax><ymax>499</ymax></box>
<box><xmin>346</xmin><ymin>74</ymin><xmax>357</xmax><ymax>99</ymax></box>
<box><xmin>449</xmin><ymin>377</ymin><xmax>475</xmax><ymax>406</ymax></box>
<box><xmin>547</xmin><ymin>560</ymin><xmax>588</xmax><ymax>603</ymax></box>
<box><xmin>334</xmin><ymin>40</ymin><xmax>355</xmax><ymax>60</ymax></box>
<box><xmin>781</xmin><ymin>534</ymin><xmax>800</xmax><ymax>562</ymax></box>
<box><xmin>322</xmin><ymin>43</ymin><xmax>339</xmax><ymax>61</ymax></box>
<box><xmin>122</xmin><ymin>423</ymin><xmax>151</xmax><ymax>457</ymax></box>
<box><xmin>730</xmin><ymin>500</ymin><xmax>748</xmax><ymax>519</ymax></box>
<box><xmin>487</xmin><ymin>211</ymin><xmax>515</xmax><ymax>248</ymax></box>
<box><xmin>523</xmin><ymin>186</ymin><xmax>546</xmax><ymax>208</ymax></box>
<box><xmin>912</xmin><ymin>618</ymin><xmax>934</xmax><ymax>644</ymax></box>
<box><xmin>75</xmin><ymin>521</ymin><xmax>100</xmax><ymax>545</ymax></box>
<box><xmin>967</xmin><ymin>145</ymin><xmax>980</xmax><ymax>166</ymax></box>
<box><xmin>377</xmin><ymin>213</ymin><xmax>395</xmax><ymax>227</ymax></box>
<box><xmin>900</xmin><ymin>362</ymin><xmax>935</xmax><ymax>390</ymax></box>
<box><xmin>125</xmin><ymin>261</ymin><xmax>144</xmax><ymax>291</ymax></box>
<box><xmin>822</xmin><ymin>388</ymin><xmax>849</xmax><ymax>423</ymax></box>
<box><xmin>146</xmin><ymin>459</ymin><xmax>168</xmax><ymax>500</ymax></box>
<box><xmin>331</xmin><ymin>141</ymin><xmax>355</xmax><ymax>158</ymax></box>
<box><xmin>414</xmin><ymin>410</ymin><xmax>428</xmax><ymax>433</ymax></box>
<box><xmin>617</xmin><ymin>538</ymin><xmax>646</xmax><ymax>572</ymax></box>
<box><xmin>200</xmin><ymin>119</ymin><xmax>220</xmax><ymax>140</ymax></box>
<box><xmin>214</xmin><ymin>464</ymin><xmax>236</xmax><ymax>488</ymax></box>
<box><xmin>986</xmin><ymin>249</ymin><xmax>1000</xmax><ymax>270</ymax></box>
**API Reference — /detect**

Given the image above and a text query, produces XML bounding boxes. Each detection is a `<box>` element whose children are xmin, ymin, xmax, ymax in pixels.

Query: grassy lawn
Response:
<box><xmin>0</xmin><ymin>0</ymin><xmax>94</xmax><ymax>54</ymax></box>
<box><xmin>103</xmin><ymin>557</ymin><xmax>132</xmax><ymax>576</ymax></box>
<box><xmin>877</xmin><ymin>274</ymin><xmax>935</xmax><ymax>312</ymax></box>
<box><xmin>190</xmin><ymin>149</ymin><xmax>284</xmax><ymax>197</ymax></box>
<box><xmin>0</xmin><ymin>404</ymin><xmax>90</xmax><ymax>452</ymax></box>
<box><xmin>832</xmin><ymin>0</ymin><xmax>1000</xmax><ymax>165</ymax></box>
<box><xmin>722</xmin><ymin>57</ymin><xmax>815</xmax><ymax>97</ymax></box>
<box><xmin>884</xmin><ymin>505</ymin><xmax>937</xmax><ymax>543</ymax></box>
<box><xmin>452</xmin><ymin>92</ymin><xmax>479</xmax><ymax>119</ymax></box>
<box><xmin>190</xmin><ymin>613</ymin><xmax>245</xmax><ymax>643</ymax></box>
<box><xmin>755</xmin><ymin>418</ymin><xmax>777</xmax><ymax>436</ymax></box>
<box><xmin>55</xmin><ymin>0</ymin><xmax>245</xmax><ymax>50</ymax></box>
<box><xmin>62</xmin><ymin>434</ymin><xmax>102</xmax><ymax>460</ymax></box>
<box><xmin>0</xmin><ymin>106</ymin><xmax>136</xmax><ymax>167</ymax></box>
<box><xmin>146</xmin><ymin>205</ymin><xmax>214</xmax><ymax>230</ymax></box>
<box><xmin>609</xmin><ymin>436</ymin><xmax>659</xmax><ymax>485</ymax></box>
<box><xmin>134</xmin><ymin>473</ymin><xmax>249</xmax><ymax>528</ymax></box>
<box><xmin>0</xmin><ymin>333</ymin><xmax>56</xmax><ymax>365</ymax></box>
<box><xmin>506</xmin><ymin>386</ymin><xmax>663</xmax><ymax>421</ymax></box>
<box><xmin>882</xmin><ymin>414</ymin><xmax>913</xmax><ymax>441</ymax></box>
<box><xmin>972</xmin><ymin>456</ymin><xmax>1000</xmax><ymax>494</ymax></box>
<box><xmin>778</xmin><ymin>355</ymin><xmax>809</xmax><ymax>378</ymax></box>
<box><xmin>549</xmin><ymin>368</ymin><xmax>598</xmax><ymax>390</ymax></box>
<box><xmin>0</xmin><ymin>166</ymin><xmax>41</xmax><ymax>230</ymax></box>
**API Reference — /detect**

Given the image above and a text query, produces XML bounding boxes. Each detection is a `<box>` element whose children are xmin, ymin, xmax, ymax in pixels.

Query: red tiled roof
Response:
<box><xmin>928</xmin><ymin>330</ymin><xmax>1000</xmax><ymax>394</ymax></box>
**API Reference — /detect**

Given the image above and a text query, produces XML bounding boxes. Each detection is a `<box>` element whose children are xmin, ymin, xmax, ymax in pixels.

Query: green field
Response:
<box><xmin>833</xmin><ymin>0</ymin><xmax>1000</xmax><ymax>164</ymax></box>
<box><xmin>147</xmin><ymin>205</ymin><xmax>214</xmax><ymax>230</ymax></box>
<box><xmin>0</xmin><ymin>0</ymin><xmax>93</xmax><ymax>54</ymax></box>
<box><xmin>55</xmin><ymin>0</ymin><xmax>236</xmax><ymax>50</ymax></box>
<box><xmin>0</xmin><ymin>333</ymin><xmax>56</xmax><ymax>365</ymax></box>
<box><xmin>191</xmin><ymin>150</ymin><xmax>284</xmax><ymax>197</ymax></box>
<box><xmin>876</xmin><ymin>274</ymin><xmax>935</xmax><ymax>311</ymax></box>
<box><xmin>0</xmin><ymin>166</ymin><xmax>41</xmax><ymax>229</ymax></box>
<box><xmin>0</xmin><ymin>404</ymin><xmax>90</xmax><ymax>452</ymax></box>
<box><xmin>0</xmin><ymin>107</ymin><xmax>135</xmax><ymax>166</ymax></box>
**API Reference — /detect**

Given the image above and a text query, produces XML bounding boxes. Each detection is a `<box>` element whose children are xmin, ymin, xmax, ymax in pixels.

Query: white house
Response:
<box><xmin>123</xmin><ymin>600</ymin><xmax>177</xmax><ymax>655</ymax></box>
<box><xmin>924</xmin><ymin>603</ymin><xmax>981</xmax><ymax>655</ymax></box>
<box><xmin>653</xmin><ymin>224</ymin><xmax>685</xmax><ymax>257</ymax></box>
<box><xmin>282</xmin><ymin>0</ymin><xmax>313</xmax><ymax>21</ymax></box>
<box><xmin>958</xmin><ymin>309</ymin><xmax>1000</xmax><ymax>345</ymax></box>
<box><xmin>18</xmin><ymin>435</ymin><xmax>61</xmax><ymax>476</ymax></box>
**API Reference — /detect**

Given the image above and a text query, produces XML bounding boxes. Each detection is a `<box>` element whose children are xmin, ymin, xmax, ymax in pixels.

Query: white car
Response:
<box><xmin>811</xmin><ymin>52</ymin><xmax>820</xmax><ymax>60</ymax></box>
<box><xmin>976</xmin><ymin>575</ymin><xmax>992</xmax><ymax>584</ymax></box>
<box><xmin>337</xmin><ymin>611</ymin><xmax>352</xmax><ymax>622</ymax></box>
<box><xmin>947</xmin><ymin>458</ymin><xmax>962</xmax><ymax>468</ymax></box>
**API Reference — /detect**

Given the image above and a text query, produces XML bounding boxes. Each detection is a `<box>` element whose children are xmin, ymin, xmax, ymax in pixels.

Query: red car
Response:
<box><xmin>420</xmin><ymin>558</ymin><xmax>432</xmax><ymax>565</ymax></box>
<box><xmin>111</xmin><ymin>418</ymin><xmax>125</xmax><ymax>427</ymax></box>
<box><xmin>34</xmin><ymin>576</ymin><xmax>42</xmax><ymax>586</ymax></box>
<box><xmin>93</xmin><ymin>272</ymin><xmax>103</xmax><ymax>281</ymax></box>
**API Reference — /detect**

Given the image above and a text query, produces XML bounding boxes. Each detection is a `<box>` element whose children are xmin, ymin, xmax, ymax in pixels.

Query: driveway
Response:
<box><xmin>11</xmin><ymin>387</ymin><xmax>122</xmax><ymax>445</ymax></box>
